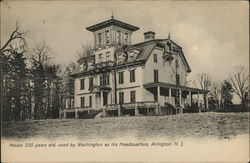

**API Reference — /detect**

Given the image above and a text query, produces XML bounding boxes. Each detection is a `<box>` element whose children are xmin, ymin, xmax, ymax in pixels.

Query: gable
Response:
<box><xmin>131</xmin><ymin>39</ymin><xmax>191</xmax><ymax>73</ymax></box>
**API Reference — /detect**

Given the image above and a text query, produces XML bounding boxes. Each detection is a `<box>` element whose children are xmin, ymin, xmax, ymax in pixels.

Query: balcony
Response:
<box><xmin>90</xmin><ymin>85</ymin><xmax>111</xmax><ymax>93</ymax></box>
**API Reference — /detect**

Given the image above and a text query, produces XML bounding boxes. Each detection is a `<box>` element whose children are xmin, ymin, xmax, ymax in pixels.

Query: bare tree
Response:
<box><xmin>29</xmin><ymin>41</ymin><xmax>52</xmax><ymax>119</ymax></box>
<box><xmin>209</xmin><ymin>81</ymin><xmax>222</xmax><ymax>107</ymax></box>
<box><xmin>30</xmin><ymin>41</ymin><xmax>52</xmax><ymax>67</ymax></box>
<box><xmin>1</xmin><ymin>21</ymin><xmax>28</xmax><ymax>55</ymax></box>
<box><xmin>229</xmin><ymin>66</ymin><xmax>249</xmax><ymax>109</ymax></box>
<box><xmin>197</xmin><ymin>73</ymin><xmax>211</xmax><ymax>109</ymax></box>
<box><xmin>198</xmin><ymin>73</ymin><xmax>211</xmax><ymax>91</ymax></box>
<box><xmin>76</xmin><ymin>43</ymin><xmax>93</xmax><ymax>59</ymax></box>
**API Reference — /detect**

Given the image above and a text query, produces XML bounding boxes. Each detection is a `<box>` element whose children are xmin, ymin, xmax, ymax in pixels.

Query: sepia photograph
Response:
<box><xmin>1</xmin><ymin>0</ymin><xmax>249</xmax><ymax>162</ymax></box>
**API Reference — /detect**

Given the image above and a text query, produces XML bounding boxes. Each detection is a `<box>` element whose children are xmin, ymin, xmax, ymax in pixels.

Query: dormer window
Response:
<box><xmin>129</xmin><ymin>54</ymin><xmax>135</xmax><ymax>61</ymax></box>
<box><xmin>128</xmin><ymin>51</ymin><xmax>134</xmax><ymax>61</ymax></box>
<box><xmin>165</xmin><ymin>42</ymin><xmax>172</xmax><ymax>53</ymax></box>
<box><xmin>106</xmin><ymin>52</ymin><xmax>111</xmax><ymax>61</ymax></box>
<box><xmin>83</xmin><ymin>62</ymin><xmax>88</xmax><ymax>70</ymax></box>
<box><xmin>105</xmin><ymin>30</ymin><xmax>110</xmax><ymax>44</ymax></box>
<box><xmin>88</xmin><ymin>60</ymin><xmax>94</xmax><ymax>69</ymax></box>
<box><xmin>98</xmin><ymin>53</ymin><xmax>103</xmax><ymax>62</ymax></box>
<box><xmin>116</xmin><ymin>52</ymin><xmax>127</xmax><ymax>63</ymax></box>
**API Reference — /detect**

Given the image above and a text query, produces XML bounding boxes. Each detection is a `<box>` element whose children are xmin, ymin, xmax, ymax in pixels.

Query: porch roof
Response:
<box><xmin>143</xmin><ymin>82</ymin><xmax>208</xmax><ymax>94</ymax></box>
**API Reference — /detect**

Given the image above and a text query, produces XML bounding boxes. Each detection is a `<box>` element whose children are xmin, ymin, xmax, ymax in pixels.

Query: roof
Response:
<box><xmin>71</xmin><ymin>38</ymin><xmax>192</xmax><ymax>76</ymax></box>
<box><xmin>86</xmin><ymin>18</ymin><xmax>139</xmax><ymax>32</ymax></box>
<box><xmin>144</xmin><ymin>82</ymin><xmax>209</xmax><ymax>94</ymax></box>
<box><xmin>144</xmin><ymin>31</ymin><xmax>156</xmax><ymax>35</ymax></box>
<box><xmin>132</xmin><ymin>39</ymin><xmax>191</xmax><ymax>73</ymax></box>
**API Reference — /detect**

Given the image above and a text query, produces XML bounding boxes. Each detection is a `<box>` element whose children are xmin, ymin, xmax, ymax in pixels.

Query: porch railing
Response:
<box><xmin>105</xmin><ymin>101</ymin><xmax>157</xmax><ymax>110</ymax></box>
<box><xmin>65</xmin><ymin>106</ymin><xmax>92</xmax><ymax>112</ymax></box>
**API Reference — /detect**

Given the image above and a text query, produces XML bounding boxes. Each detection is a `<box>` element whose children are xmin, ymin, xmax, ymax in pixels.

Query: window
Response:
<box><xmin>98</xmin><ymin>33</ymin><xmax>102</xmax><ymax>46</ymax></box>
<box><xmin>80</xmin><ymin>97</ymin><xmax>85</xmax><ymax>107</ymax></box>
<box><xmin>89</xmin><ymin>77</ymin><xmax>93</xmax><ymax>89</ymax></box>
<box><xmin>130</xmin><ymin>91</ymin><xmax>136</xmax><ymax>103</ymax></box>
<box><xmin>176</xmin><ymin>59</ymin><xmax>179</xmax><ymax>74</ymax></box>
<box><xmin>118</xmin><ymin>71</ymin><xmax>124</xmax><ymax>84</ymax></box>
<box><xmin>117</xmin><ymin>30</ymin><xmax>121</xmax><ymax>44</ymax></box>
<box><xmin>98</xmin><ymin>53</ymin><xmax>103</xmax><ymax>62</ymax></box>
<box><xmin>119</xmin><ymin>92</ymin><xmax>124</xmax><ymax>104</ymax></box>
<box><xmin>154</xmin><ymin>53</ymin><xmax>157</xmax><ymax>63</ymax></box>
<box><xmin>89</xmin><ymin>96</ymin><xmax>92</xmax><ymax>107</ymax></box>
<box><xmin>124</xmin><ymin>33</ymin><xmax>128</xmax><ymax>45</ymax></box>
<box><xmin>176</xmin><ymin>74</ymin><xmax>180</xmax><ymax>85</ymax></box>
<box><xmin>100</xmin><ymin>73</ymin><xmax>110</xmax><ymax>86</ymax></box>
<box><xmin>128</xmin><ymin>51</ymin><xmax>135</xmax><ymax>61</ymax></box>
<box><xmin>106</xmin><ymin>73</ymin><xmax>110</xmax><ymax>85</ymax></box>
<box><xmin>130</xmin><ymin>69</ymin><xmax>135</xmax><ymax>82</ymax></box>
<box><xmin>154</xmin><ymin>70</ymin><xmax>158</xmax><ymax>82</ymax></box>
<box><xmin>80</xmin><ymin>79</ymin><xmax>85</xmax><ymax>90</ymax></box>
<box><xmin>105</xmin><ymin>30</ymin><xmax>110</xmax><ymax>44</ymax></box>
<box><xmin>106</xmin><ymin>52</ymin><xmax>111</xmax><ymax>61</ymax></box>
<box><xmin>100</xmin><ymin>75</ymin><xmax>103</xmax><ymax>86</ymax></box>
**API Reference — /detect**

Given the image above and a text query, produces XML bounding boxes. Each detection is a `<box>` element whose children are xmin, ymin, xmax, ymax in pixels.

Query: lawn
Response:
<box><xmin>1</xmin><ymin>112</ymin><xmax>249</xmax><ymax>140</ymax></box>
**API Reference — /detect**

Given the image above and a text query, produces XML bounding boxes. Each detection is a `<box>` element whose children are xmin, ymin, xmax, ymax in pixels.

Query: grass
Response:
<box><xmin>1</xmin><ymin>112</ymin><xmax>249</xmax><ymax>140</ymax></box>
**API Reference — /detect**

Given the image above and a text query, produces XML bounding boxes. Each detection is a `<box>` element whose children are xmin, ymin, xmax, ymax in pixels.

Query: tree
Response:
<box><xmin>61</xmin><ymin>62</ymin><xmax>78</xmax><ymax>110</ymax></box>
<box><xmin>209</xmin><ymin>82</ymin><xmax>222</xmax><ymax>108</ymax></box>
<box><xmin>29</xmin><ymin>41</ymin><xmax>52</xmax><ymax>119</ymax></box>
<box><xmin>197</xmin><ymin>73</ymin><xmax>211</xmax><ymax>109</ymax></box>
<box><xmin>1</xmin><ymin>21</ymin><xmax>28</xmax><ymax>121</ymax></box>
<box><xmin>40</xmin><ymin>63</ymin><xmax>62</xmax><ymax>119</ymax></box>
<box><xmin>0</xmin><ymin>21</ymin><xmax>27</xmax><ymax>55</ymax></box>
<box><xmin>8</xmin><ymin>50</ymin><xmax>28</xmax><ymax>120</ymax></box>
<box><xmin>229</xmin><ymin>66</ymin><xmax>249</xmax><ymax>110</ymax></box>
<box><xmin>221</xmin><ymin>80</ymin><xmax>233</xmax><ymax>112</ymax></box>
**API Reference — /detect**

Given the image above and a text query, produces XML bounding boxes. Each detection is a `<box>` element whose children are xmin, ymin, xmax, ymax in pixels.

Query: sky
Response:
<box><xmin>1</xmin><ymin>1</ymin><xmax>249</xmax><ymax>83</ymax></box>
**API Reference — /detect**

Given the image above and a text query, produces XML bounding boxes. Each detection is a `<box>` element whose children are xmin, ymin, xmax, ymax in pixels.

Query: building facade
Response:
<box><xmin>64</xmin><ymin>17</ymin><xmax>208</xmax><ymax>118</ymax></box>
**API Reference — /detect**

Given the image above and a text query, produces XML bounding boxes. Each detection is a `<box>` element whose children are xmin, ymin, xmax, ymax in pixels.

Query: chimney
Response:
<box><xmin>143</xmin><ymin>31</ymin><xmax>155</xmax><ymax>41</ymax></box>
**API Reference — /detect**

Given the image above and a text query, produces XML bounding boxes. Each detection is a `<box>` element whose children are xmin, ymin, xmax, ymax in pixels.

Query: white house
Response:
<box><xmin>64</xmin><ymin>16</ymin><xmax>208</xmax><ymax>118</ymax></box>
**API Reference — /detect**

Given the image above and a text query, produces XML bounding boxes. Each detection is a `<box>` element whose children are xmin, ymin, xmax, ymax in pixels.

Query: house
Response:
<box><xmin>63</xmin><ymin>16</ymin><xmax>208</xmax><ymax>118</ymax></box>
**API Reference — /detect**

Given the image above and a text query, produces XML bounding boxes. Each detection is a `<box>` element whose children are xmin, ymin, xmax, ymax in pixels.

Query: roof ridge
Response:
<box><xmin>132</xmin><ymin>39</ymin><xmax>167</xmax><ymax>46</ymax></box>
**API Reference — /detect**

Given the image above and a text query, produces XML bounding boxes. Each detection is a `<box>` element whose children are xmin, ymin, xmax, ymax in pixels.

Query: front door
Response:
<box><xmin>103</xmin><ymin>92</ymin><xmax>108</xmax><ymax>106</ymax></box>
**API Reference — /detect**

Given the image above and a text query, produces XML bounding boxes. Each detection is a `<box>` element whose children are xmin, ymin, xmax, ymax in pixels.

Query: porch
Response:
<box><xmin>143</xmin><ymin>82</ymin><xmax>209</xmax><ymax>113</ymax></box>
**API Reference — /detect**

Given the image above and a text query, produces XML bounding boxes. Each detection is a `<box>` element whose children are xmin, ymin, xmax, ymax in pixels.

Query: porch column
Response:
<box><xmin>156</xmin><ymin>86</ymin><xmax>160</xmax><ymax>115</ymax></box>
<box><xmin>179</xmin><ymin>89</ymin><xmax>182</xmax><ymax>114</ymax></box>
<box><xmin>197</xmin><ymin>92</ymin><xmax>201</xmax><ymax>113</ymax></box>
<box><xmin>101</xmin><ymin>91</ymin><xmax>106</xmax><ymax>116</ymax></box>
<box><xmin>117</xmin><ymin>105</ymin><xmax>121</xmax><ymax>117</ymax></box>
<box><xmin>189</xmin><ymin>91</ymin><xmax>192</xmax><ymax>107</ymax></box>
<box><xmin>169</xmin><ymin>88</ymin><xmax>172</xmax><ymax>104</ymax></box>
<box><xmin>179</xmin><ymin>89</ymin><xmax>182</xmax><ymax>106</ymax></box>
<box><xmin>206</xmin><ymin>93</ymin><xmax>208</xmax><ymax>110</ymax></box>
<box><xmin>75</xmin><ymin>108</ymin><xmax>78</xmax><ymax>119</ymax></box>
<box><xmin>157</xmin><ymin>86</ymin><xmax>160</xmax><ymax>103</ymax></box>
<box><xmin>63</xmin><ymin>110</ymin><xmax>66</xmax><ymax>119</ymax></box>
<box><xmin>100</xmin><ymin>91</ymin><xmax>103</xmax><ymax>109</ymax></box>
<box><xmin>103</xmin><ymin>106</ymin><xmax>107</xmax><ymax>117</ymax></box>
<box><xmin>135</xmin><ymin>103</ymin><xmax>139</xmax><ymax>116</ymax></box>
